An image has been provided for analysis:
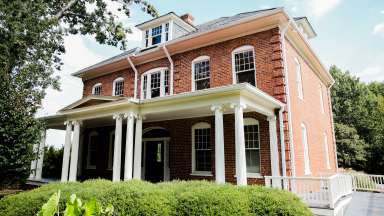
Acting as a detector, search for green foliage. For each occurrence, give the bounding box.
[0,0,157,187]
[330,65,384,173]
[0,180,312,216]
[37,191,60,216]
[43,146,64,180]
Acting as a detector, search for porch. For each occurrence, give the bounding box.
[29,84,285,185]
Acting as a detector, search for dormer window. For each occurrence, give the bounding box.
[151,25,163,45]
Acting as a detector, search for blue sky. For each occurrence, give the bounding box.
[40,0,384,147]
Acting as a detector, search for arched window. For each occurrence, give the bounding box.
[295,58,304,99]
[192,56,210,91]
[244,118,261,175]
[87,131,98,169]
[324,132,331,169]
[232,45,256,86]
[141,67,169,99]
[113,77,124,96]
[191,122,212,175]
[92,83,102,95]
[301,123,311,174]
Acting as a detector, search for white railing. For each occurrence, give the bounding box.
[265,174,353,209]
[350,174,384,192]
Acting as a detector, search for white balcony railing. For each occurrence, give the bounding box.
[350,174,384,192]
[265,174,353,209]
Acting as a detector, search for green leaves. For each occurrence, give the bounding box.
[37,191,60,216]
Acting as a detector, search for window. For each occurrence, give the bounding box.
[87,132,98,169]
[165,23,169,41]
[244,118,261,174]
[319,84,325,114]
[192,56,210,91]
[301,123,311,175]
[232,45,256,86]
[145,30,149,47]
[141,67,169,99]
[324,132,331,169]
[151,25,162,45]
[92,83,102,95]
[113,77,124,96]
[192,122,211,174]
[107,131,115,170]
[295,58,304,99]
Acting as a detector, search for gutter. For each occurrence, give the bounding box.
[280,19,297,177]
[126,55,138,99]
[162,45,174,95]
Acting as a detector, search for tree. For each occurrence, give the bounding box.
[43,146,64,180]
[0,0,158,187]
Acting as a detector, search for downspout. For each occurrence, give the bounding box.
[280,19,297,177]
[126,55,138,100]
[162,45,174,95]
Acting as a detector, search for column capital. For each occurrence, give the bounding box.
[136,114,145,120]
[210,104,224,112]
[64,120,72,126]
[72,120,82,126]
[124,112,137,119]
[267,115,277,122]
[230,102,247,110]
[113,113,124,120]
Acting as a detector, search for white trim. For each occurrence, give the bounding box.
[141,67,169,99]
[243,118,261,175]
[231,45,257,86]
[112,77,124,96]
[191,122,212,175]
[91,83,102,95]
[295,57,304,100]
[301,123,311,175]
[324,132,331,169]
[86,131,98,169]
[191,55,211,91]
[319,83,325,114]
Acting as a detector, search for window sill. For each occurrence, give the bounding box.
[234,173,263,179]
[190,171,213,177]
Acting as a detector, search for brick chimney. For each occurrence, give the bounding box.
[180,13,195,26]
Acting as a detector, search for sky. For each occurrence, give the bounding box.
[39,0,384,148]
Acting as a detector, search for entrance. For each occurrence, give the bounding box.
[145,140,164,182]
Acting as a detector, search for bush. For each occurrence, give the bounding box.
[0,180,312,216]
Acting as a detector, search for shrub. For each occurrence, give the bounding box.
[0,180,312,216]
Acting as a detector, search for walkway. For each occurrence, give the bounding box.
[345,192,384,216]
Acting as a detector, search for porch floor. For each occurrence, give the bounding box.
[345,192,384,216]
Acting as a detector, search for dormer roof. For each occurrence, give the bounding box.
[135,12,196,32]
[294,17,317,39]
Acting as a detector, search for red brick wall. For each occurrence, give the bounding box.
[80,112,270,185]
[285,39,337,176]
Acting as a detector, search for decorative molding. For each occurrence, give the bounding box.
[124,112,137,119]
[210,104,224,112]
[230,102,247,110]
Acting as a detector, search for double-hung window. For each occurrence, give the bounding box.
[301,123,311,175]
[192,122,211,174]
[113,77,124,96]
[295,58,304,99]
[92,83,102,95]
[87,131,98,169]
[232,45,256,86]
[141,68,169,99]
[151,25,162,45]
[244,118,261,175]
[192,56,210,91]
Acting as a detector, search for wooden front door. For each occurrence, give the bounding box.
[145,141,164,182]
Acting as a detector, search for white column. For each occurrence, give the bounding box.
[113,114,123,182]
[124,112,135,181]
[29,143,39,179]
[133,115,143,179]
[69,120,81,182]
[231,103,247,186]
[268,116,280,187]
[211,105,226,184]
[61,121,72,182]
[35,130,47,180]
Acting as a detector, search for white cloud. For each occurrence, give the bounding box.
[381,10,384,14]
[359,66,384,83]
[373,23,384,37]
[284,0,342,17]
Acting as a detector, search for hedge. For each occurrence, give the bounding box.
[0,180,312,216]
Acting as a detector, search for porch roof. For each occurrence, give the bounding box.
[41,84,285,128]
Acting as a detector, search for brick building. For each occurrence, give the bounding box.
[30,8,337,186]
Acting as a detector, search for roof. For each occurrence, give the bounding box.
[72,8,282,77]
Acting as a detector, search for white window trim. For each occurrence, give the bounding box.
[231,45,257,86]
[301,123,311,175]
[107,131,115,170]
[92,83,102,95]
[141,67,169,99]
[86,131,98,169]
[324,132,331,169]
[191,122,212,176]
[319,84,325,114]
[112,77,124,96]
[143,22,172,48]
[295,58,304,100]
[244,118,261,176]
[191,56,210,91]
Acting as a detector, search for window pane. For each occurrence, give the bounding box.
[115,80,124,96]
[234,49,256,86]
[244,122,260,173]
[196,79,210,90]
[151,25,162,45]
[194,127,211,172]
[150,72,161,98]
[196,150,211,171]
[246,149,260,173]
[194,60,210,90]
[237,71,255,86]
